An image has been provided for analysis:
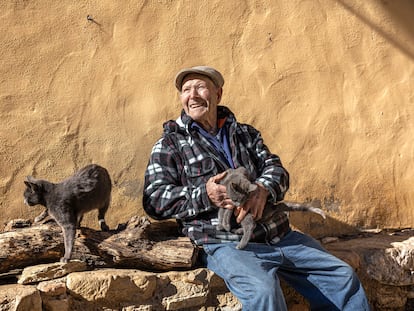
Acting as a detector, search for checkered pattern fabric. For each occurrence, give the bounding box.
[143,106,290,245]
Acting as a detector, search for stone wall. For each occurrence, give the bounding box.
[1,229,414,310]
[1,1,414,236]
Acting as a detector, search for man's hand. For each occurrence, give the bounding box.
[235,182,268,223]
[206,171,235,209]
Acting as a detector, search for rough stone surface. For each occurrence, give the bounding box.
[0,284,42,311]
[66,269,157,308]
[0,230,412,310]
[18,260,87,284]
[37,277,67,296]
[158,269,211,310]
[325,230,414,310]
[37,278,70,311]
[366,236,414,286]
[1,1,414,240]
[326,231,414,286]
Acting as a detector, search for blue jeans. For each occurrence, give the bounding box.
[201,230,370,311]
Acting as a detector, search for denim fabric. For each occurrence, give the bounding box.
[201,230,370,311]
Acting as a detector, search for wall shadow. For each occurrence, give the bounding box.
[336,0,414,61]
[289,212,362,239]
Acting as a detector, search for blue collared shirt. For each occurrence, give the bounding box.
[191,121,235,169]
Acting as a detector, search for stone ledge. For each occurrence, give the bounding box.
[0,229,413,310]
[324,229,414,310]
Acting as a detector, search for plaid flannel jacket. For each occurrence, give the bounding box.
[143,106,290,245]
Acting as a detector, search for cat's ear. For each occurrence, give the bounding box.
[231,182,244,194]
[248,183,258,193]
[236,167,249,176]
[24,181,35,192]
[26,176,37,183]
[24,177,41,191]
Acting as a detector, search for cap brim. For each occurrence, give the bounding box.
[175,67,224,91]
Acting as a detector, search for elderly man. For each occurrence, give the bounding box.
[143,66,370,310]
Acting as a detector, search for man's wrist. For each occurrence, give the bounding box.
[255,181,269,196]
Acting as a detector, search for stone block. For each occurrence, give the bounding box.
[18,260,87,284]
[66,269,157,309]
[0,284,42,311]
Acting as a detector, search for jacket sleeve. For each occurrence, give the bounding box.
[142,137,216,220]
[246,125,290,202]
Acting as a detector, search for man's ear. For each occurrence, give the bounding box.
[217,87,223,103]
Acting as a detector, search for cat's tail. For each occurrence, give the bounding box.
[275,202,326,219]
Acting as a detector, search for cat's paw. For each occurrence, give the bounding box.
[233,228,244,234]
[34,211,48,223]
[217,224,232,232]
[100,223,110,231]
[60,257,70,264]
[223,223,232,231]
[34,216,43,223]
[99,219,109,231]
[236,242,247,250]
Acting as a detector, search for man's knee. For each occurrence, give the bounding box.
[245,273,281,297]
[337,262,359,282]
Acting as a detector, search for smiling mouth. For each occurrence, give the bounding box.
[189,103,206,109]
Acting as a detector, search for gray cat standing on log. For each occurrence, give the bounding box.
[218,167,326,249]
[23,164,112,263]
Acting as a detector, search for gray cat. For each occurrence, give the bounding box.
[218,167,326,249]
[23,164,112,263]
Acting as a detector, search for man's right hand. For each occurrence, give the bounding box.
[206,171,235,209]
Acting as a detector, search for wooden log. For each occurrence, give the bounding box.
[0,223,63,273]
[0,216,198,274]
[78,216,198,271]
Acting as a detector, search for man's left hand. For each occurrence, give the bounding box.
[235,182,268,223]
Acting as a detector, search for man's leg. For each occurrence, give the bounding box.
[275,231,371,311]
[201,243,288,311]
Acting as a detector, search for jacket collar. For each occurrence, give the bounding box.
[163,105,236,136]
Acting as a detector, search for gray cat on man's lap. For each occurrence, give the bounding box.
[218,167,326,249]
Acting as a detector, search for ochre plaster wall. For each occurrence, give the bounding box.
[1,0,413,236]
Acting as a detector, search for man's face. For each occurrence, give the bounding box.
[179,74,222,126]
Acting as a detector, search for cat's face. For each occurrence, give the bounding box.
[23,179,44,206]
[227,178,257,206]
